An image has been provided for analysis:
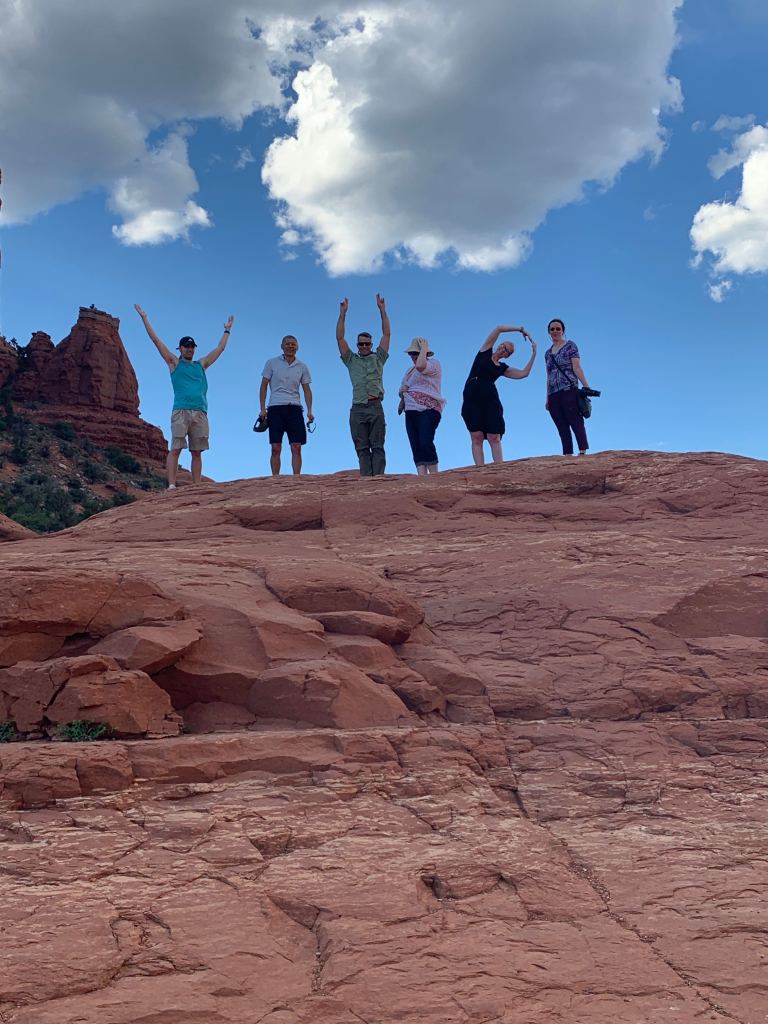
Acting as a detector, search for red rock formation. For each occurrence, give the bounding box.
[0,655,180,738]
[9,331,54,400]
[39,308,137,412]
[0,336,17,389]
[10,308,167,462]
[0,452,767,1023]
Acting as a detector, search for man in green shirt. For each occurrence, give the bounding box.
[336,294,391,476]
[134,304,234,489]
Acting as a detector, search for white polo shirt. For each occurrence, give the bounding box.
[261,355,312,407]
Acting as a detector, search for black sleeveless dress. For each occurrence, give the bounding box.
[460,349,509,437]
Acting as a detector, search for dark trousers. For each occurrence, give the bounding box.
[405,409,441,467]
[350,401,386,476]
[547,387,589,455]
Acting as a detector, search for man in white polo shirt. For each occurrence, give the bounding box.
[259,335,314,475]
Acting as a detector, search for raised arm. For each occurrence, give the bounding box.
[200,315,234,369]
[480,324,523,352]
[504,330,537,379]
[376,293,391,353]
[414,337,429,371]
[571,356,589,388]
[134,304,177,368]
[336,298,351,358]
[302,382,314,423]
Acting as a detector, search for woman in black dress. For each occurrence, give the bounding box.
[461,324,536,465]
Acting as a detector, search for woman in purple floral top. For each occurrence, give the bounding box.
[544,318,591,455]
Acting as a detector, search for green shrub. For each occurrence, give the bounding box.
[105,446,141,474]
[0,474,78,532]
[57,720,111,742]
[136,477,165,491]
[0,721,17,743]
[65,478,86,504]
[51,421,76,442]
[111,492,136,508]
[81,496,109,517]
[8,445,29,465]
[82,459,108,483]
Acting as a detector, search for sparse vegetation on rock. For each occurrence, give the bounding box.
[0,720,16,742]
[0,415,164,532]
[55,720,112,742]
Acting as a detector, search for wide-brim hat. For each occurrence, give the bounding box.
[405,336,434,355]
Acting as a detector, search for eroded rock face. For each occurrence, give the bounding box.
[0,655,180,737]
[40,308,138,413]
[0,572,192,738]
[0,556,445,735]
[10,308,167,461]
[10,331,55,400]
[0,514,33,543]
[0,451,767,1023]
[0,336,18,388]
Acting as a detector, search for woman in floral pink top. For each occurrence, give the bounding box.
[399,337,445,474]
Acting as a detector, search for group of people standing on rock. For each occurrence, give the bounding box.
[134,298,594,488]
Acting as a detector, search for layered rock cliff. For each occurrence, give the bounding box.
[2,307,167,462]
[0,451,766,1023]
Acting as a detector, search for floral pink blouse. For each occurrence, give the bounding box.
[400,357,445,413]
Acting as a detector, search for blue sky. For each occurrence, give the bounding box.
[1,0,767,480]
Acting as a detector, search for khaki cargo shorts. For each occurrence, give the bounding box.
[170,409,209,451]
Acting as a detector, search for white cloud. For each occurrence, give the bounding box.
[1,0,683,268]
[712,113,755,133]
[0,0,302,239]
[691,124,768,280]
[263,0,683,274]
[235,147,257,170]
[110,132,211,245]
[707,280,732,303]
[707,124,768,178]
[456,237,533,273]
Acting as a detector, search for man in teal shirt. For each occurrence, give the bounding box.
[337,294,391,476]
[134,305,234,488]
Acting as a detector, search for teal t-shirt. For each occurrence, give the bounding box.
[171,360,208,412]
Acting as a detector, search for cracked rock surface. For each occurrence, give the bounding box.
[1,451,767,1022]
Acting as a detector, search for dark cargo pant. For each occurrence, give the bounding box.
[350,401,386,476]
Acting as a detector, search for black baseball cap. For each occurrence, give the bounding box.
[178,336,197,348]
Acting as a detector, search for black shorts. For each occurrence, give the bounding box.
[267,404,307,445]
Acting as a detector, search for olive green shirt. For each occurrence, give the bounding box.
[341,346,389,405]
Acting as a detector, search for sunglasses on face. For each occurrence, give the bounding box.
[548,327,563,333]
[357,342,372,348]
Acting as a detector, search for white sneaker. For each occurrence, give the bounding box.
[167,484,177,490]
